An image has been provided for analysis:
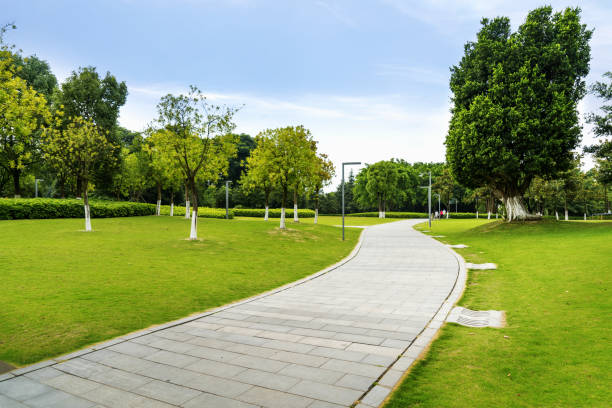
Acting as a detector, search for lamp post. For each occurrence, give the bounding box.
[342,162,361,241]
[225,181,231,219]
[35,179,43,198]
[420,172,432,228]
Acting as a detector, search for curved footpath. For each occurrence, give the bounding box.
[0,219,465,408]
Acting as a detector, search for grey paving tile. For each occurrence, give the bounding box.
[278,364,345,384]
[230,354,289,373]
[44,374,102,395]
[145,350,200,368]
[23,388,95,408]
[308,401,345,408]
[183,373,253,398]
[54,359,110,378]
[184,358,247,378]
[378,369,404,388]
[183,392,258,408]
[237,386,313,408]
[108,341,159,358]
[269,351,328,368]
[0,377,54,401]
[320,359,386,378]
[24,367,63,382]
[133,379,201,405]
[0,394,28,408]
[289,379,362,406]
[233,368,300,391]
[335,373,374,391]
[361,385,392,406]
[88,368,153,391]
[309,347,367,363]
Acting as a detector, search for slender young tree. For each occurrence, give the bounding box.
[152,86,238,240]
[258,126,314,229]
[446,7,592,221]
[309,153,335,224]
[241,135,277,220]
[46,116,113,231]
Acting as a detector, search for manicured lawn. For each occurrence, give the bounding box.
[385,219,612,407]
[0,216,360,366]
[236,215,401,226]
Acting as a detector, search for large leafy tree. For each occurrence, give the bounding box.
[0,49,50,197]
[354,160,400,218]
[12,54,57,101]
[446,6,592,221]
[153,86,238,240]
[57,66,127,192]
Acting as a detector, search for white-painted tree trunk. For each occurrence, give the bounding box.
[314,208,318,224]
[170,202,174,217]
[487,211,491,220]
[446,211,449,219]
[264,205,269,221]
[84,204,92,232]
[476,211,479,219]
[504,196,529,221]
[280,207,286,229]
[382,210,386,219]
[189,210,197,240]
[185,201,190,219]
[156,200,161,216]
[294,203,299,222]
[496,212,498,219]
[565,209,569,221]
[584,213,587,221]
[555,211,559,221]
[378,210,383,218]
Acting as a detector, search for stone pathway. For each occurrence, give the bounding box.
[0,220,463,408]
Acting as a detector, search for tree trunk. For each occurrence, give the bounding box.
[12,168,20,198]
[76,176,82,199]
[564,197,569,221]
[293,189,299,223]
[314,195,319,225]
[156,182,162,216]
[188,176,198,240]
[280,186,287,229]
[264,190,270,221]
[378,194,383,218]
[170,191,174,217]
[83,182,92,232]
[504,195,539,221]
[184,182,190,220]
[487,211,491,220]
[555,210,559,220]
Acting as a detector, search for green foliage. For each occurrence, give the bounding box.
[446,7,592,205]
[159,205,233,219]
[0,198,155,219]
[12,54,57,101]
[233,208,315,218]
[350,211,478,219]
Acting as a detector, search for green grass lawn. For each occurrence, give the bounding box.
[0,216,360,366]
[236,215,401,226]
[385,219,612,408]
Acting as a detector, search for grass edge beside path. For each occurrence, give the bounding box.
[0,216,362,366]
[383,219,612,408]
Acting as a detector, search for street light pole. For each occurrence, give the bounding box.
[225,181,231,219]
[428,172,431,228]
[342,162,361,241]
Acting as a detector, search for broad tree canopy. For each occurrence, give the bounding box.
[445,6,592,220]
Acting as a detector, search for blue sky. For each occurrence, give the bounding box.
[4,0,612,187]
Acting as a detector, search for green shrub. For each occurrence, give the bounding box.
[349,211,480,219]
[0,198,155,220]
[233,208,315,218]
[159,205,233,219]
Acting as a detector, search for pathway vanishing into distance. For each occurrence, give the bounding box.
[0,220,464,408]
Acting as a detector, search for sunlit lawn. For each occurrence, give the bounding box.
[385,219,612,407]
[236,215,402,226]
[0,216,360,366]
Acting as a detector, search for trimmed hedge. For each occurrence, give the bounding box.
[349,211,482,219]
[233,208,315,218]
[0,198,155,220]
[160,205,234,219]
